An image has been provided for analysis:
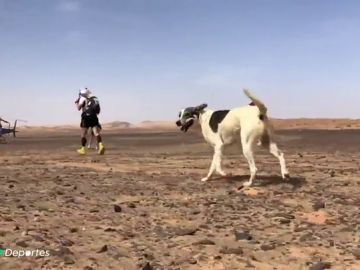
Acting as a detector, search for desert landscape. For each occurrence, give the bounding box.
[1,120,360,270]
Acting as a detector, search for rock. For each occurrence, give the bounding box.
[128,202,136,209]
[278,218,292,224]
[97,245,108,253]
[3,216,13,222]
[143,253,155,260]
[235,231,252,241]
[16,240,29,248]
[17,205,26,210]
[14,225,20,231]
[189,258,197,264]
[104,228,117,232]
[220,247,243,255]
[60,238,74,247]
[193,239,216,246]
[64,255,75,265]
[106,245,130,259]
[313,201,326,211]
[309,262,331,270]
[69,228,78,233]
[273,213,295,220]
[330,171,336,177]
[190,209,201,215]
[352,249,360,260]
[299,233,317,242]
[172,227,198,237]
[53,247,74,256]
[293,225,309,233]
[166,243,178,249]
[32,234,45,242]
[56,190,65,195]
[114,205,122,213]
[142,262,154,270]
[260,243,276,251]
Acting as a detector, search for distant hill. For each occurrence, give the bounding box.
[133,121,176,130]
[102,121,132,129]
[271,118,360,130]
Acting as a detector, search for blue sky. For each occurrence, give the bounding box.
[1,0,360,125]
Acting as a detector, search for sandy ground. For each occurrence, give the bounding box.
[1,127,360,270]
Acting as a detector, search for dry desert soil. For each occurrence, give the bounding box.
[1,127,360,270]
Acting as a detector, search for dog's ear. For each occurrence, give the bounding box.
[195,103,207,112]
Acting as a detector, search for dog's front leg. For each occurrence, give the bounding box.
[202,144,223,182]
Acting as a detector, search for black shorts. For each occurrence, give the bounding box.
[80,114,101,129]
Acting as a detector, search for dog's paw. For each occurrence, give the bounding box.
[282,173,290,180]
[201,177,209,182]
[218,171,227,177]
[242,181,252,187]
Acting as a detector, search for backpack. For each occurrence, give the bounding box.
[84,96,101,115]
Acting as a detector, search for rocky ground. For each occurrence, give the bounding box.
[1,129,360,270]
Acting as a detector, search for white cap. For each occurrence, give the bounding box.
[79,87,92,97]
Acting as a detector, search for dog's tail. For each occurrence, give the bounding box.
[244,89,273,147]
[243,89,268,119]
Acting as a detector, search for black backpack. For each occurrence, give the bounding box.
[84,96,101,115]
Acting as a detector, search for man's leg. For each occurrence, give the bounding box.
[77,127,88,155]
[92,126,105,155]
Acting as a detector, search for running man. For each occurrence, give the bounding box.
[75,88,105,155]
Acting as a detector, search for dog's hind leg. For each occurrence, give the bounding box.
[269,141,290,179]
[202,143,223,182]
[240,132,258,188]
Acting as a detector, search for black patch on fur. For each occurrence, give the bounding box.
[193,111,200,118]
[249,102,264,121]
[209,110,230,133]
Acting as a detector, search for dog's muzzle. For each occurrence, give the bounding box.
[176,118,194,133]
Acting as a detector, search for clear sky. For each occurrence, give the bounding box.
[1,0,360,125]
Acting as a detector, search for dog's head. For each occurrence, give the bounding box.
[176,103,208,132]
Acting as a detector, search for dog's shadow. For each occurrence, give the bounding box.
[210,174,306,190]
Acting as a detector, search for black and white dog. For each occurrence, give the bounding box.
[176,89,289,188]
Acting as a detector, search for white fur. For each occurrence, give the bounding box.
[194,89,289,187]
